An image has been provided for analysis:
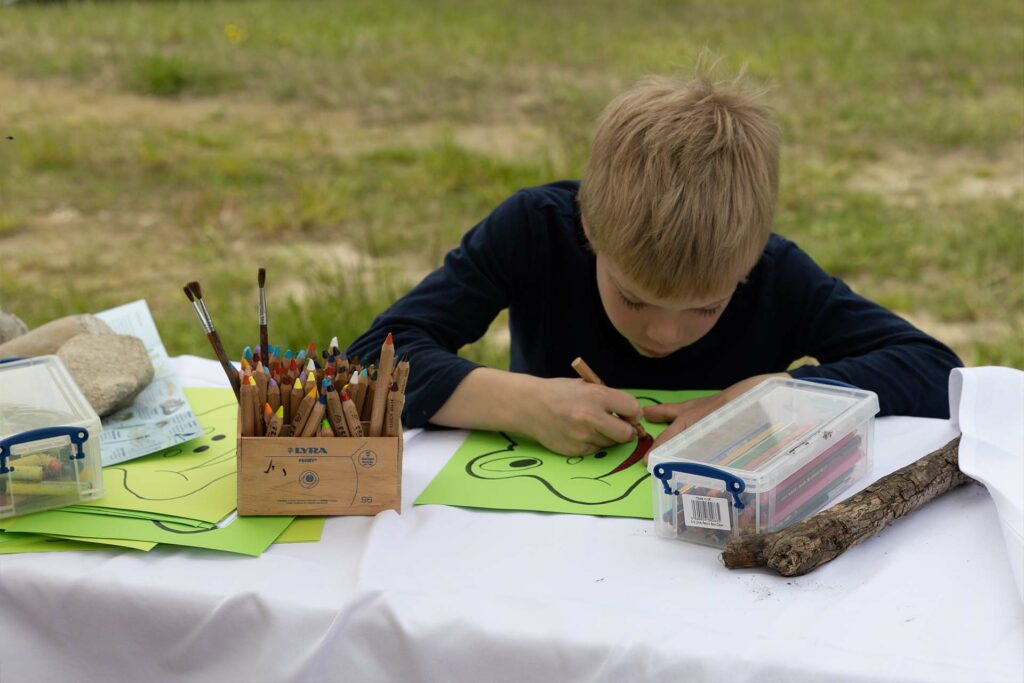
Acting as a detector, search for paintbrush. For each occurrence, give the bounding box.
[184,280,241,400]
[258,267,269,367]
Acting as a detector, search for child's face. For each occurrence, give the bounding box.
[595,252,735,358]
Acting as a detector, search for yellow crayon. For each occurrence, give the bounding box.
[266,405,284,437]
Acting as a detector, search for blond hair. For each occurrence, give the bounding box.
[578,71,779,299]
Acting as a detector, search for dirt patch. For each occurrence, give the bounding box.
[901,312,1016,352]
[0,72,557,162]
[845,144,1023,206]
[0,71,357,136]
[329,120,554,161]
[454,123,552,161]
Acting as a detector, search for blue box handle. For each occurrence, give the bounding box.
[652,462,747,509]
[0,426,90,474]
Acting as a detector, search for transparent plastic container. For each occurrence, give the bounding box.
[648,378,879,548]
[0,356,105,519]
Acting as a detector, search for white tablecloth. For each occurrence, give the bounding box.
[0,356,1020,683]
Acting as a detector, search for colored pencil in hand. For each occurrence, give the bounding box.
[571,356,649,440]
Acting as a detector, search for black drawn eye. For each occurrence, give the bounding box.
[479,456,542,472]
[510,458,539,468]
[212,434,226,441]
[193,445,209,453]
[594,451,608,459]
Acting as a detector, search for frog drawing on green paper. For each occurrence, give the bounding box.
[465,396,661,505]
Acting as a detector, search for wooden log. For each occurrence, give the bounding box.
[721,437,971,576]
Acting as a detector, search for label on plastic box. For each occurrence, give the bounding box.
[681,494,731,531]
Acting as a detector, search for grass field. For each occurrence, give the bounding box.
[1,0,1021,369]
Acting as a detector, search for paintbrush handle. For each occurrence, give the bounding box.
[260,324,269,367]
[207,331,241,400]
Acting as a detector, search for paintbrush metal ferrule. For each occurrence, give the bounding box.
[191,301,214,333]
[196,299,216,331]
[258,289,267,325]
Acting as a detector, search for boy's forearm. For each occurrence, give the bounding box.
[430,367,541,434]
[789,343,962,418]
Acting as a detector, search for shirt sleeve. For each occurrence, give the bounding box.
[346,192,535,428]
[777,241,964,418]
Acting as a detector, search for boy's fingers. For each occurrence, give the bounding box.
[594,412,637,444]
[650,416,690,450]
[563,442,601,457]
[643,403,688,423]
[602,388,643,421]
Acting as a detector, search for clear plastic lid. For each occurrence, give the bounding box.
[0,356,99,439]
[648,378,879,490]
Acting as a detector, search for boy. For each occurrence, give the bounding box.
[347,74,962,456]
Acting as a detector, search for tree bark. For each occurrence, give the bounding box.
[721,437,971,576]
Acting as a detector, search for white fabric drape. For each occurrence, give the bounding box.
[0,357,1019,682]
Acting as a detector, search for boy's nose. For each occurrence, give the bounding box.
[645,318,684,351]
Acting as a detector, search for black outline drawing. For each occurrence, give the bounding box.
[107,398,237,503]
[464,395,662,506]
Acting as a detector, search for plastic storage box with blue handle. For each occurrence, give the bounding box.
[647,377,879,548]
[0,356,105,519]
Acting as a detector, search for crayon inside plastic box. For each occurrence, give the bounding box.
[647,377,879,548]
[0,356,105,520]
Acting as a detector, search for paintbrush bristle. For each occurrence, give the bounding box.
[258,267,266,287]
[191,281,203,299]
[183,285,195,302]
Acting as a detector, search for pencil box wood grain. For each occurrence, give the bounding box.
[236,408,401,516]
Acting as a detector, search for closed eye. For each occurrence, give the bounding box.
[618,290,647,311]
[695,306,722,318]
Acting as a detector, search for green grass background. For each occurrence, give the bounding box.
[0,0,1021,369]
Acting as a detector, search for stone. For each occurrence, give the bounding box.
[0,314,113,358]
[0,311,28,345]
[57,334,154,417]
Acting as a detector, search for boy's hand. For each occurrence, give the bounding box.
[431,368,641,456]
[533,378,643,456]
[644,374,787,455]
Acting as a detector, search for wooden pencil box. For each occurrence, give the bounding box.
[236,410,402,516]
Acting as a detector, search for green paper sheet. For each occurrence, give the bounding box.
[1,517,318,554]
[0,537,111,554]
[81,388,239,524]
[0,530,150,552]
[7,510,292,557]
[65,505,215,528]
[416,389,715,518]
[275,517,325,543]
[47,535,157,551]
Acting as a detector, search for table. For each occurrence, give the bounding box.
[1,357,1021,682]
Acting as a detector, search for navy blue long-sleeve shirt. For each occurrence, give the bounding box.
[348,181,962,427]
